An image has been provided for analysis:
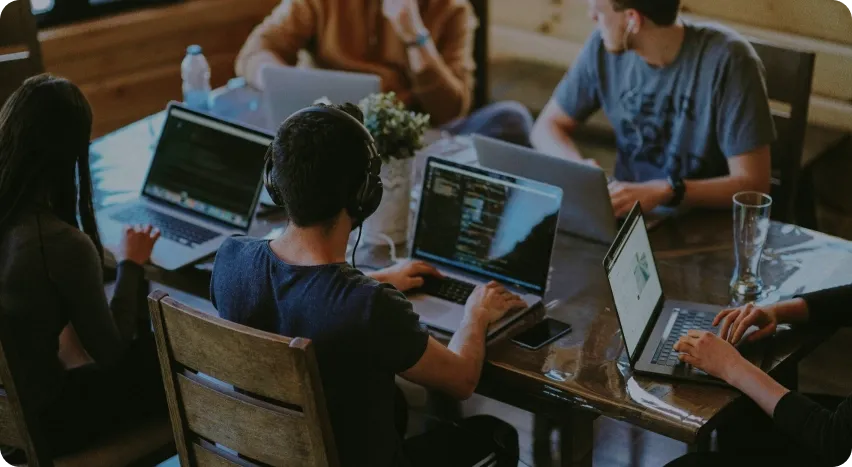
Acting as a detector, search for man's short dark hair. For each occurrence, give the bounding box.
[271,103,371,229]
[611,0,681,26]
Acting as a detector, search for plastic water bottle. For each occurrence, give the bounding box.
[181,45,211,111]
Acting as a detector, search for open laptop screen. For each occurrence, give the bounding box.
[412,158,562,295]
[142,107,272,229]
[604,207,664,360]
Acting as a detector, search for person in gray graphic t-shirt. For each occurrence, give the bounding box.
[531,0,775,218]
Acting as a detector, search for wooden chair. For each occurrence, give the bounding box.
[470,0,489,111]
[0,313,175,467]
[750,40,816,227]
[148,290,339,467]
[0,0,44,106]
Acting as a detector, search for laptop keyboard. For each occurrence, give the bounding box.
[110,205,219,247]
[652,309,718,367]
[419,276,477,305]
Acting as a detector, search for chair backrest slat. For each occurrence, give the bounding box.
[0,314,52,467]
[149,291,339,467]
[0,394,24,447]
[750,40,816,225]
[177,372,313,466]
[190,441,250,467]
[158,297,305,405]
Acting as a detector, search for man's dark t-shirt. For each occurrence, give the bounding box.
[211,237,430,467]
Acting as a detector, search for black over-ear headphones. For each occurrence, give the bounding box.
[263,105,383,228]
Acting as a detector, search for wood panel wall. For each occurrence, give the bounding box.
[489,0,852,132]
[38,0,278,137]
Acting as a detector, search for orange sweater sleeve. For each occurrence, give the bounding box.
[235,0,319,89]
[410,1,476,125]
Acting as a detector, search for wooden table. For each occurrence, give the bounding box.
[91,111,852,466]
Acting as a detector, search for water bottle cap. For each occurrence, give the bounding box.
[186,45,203,55]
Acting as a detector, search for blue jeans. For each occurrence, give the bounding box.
[441,101,533,147]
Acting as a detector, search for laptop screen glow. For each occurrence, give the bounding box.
[412,159,562,295]
[142,108,272,229]
[605,213,663,360]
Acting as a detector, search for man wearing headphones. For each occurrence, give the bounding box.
[210,103,521,466]
[530,0,775,218]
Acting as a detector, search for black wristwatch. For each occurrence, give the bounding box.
[666,174,686,207]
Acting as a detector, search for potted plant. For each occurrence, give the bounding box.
[358,92,430,245]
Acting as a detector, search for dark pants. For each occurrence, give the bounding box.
[442,101,534,148]
[395,386,519,467]
[38,337,167,457]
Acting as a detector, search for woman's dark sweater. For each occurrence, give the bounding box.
[0,208,144,412]
[774,285,852,466]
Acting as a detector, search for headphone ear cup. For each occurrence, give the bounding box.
[263,157,285,207]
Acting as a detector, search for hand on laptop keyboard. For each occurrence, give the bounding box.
[464,281,527,326]
[715,303,780,345]
[672,330,746,381]
[116,224,161,266]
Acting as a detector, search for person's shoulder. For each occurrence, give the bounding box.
[216,236,267,259]
[689,21,760,63]
[37,215,100,263]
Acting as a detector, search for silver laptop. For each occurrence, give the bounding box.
[97,103,273,271]
[603,202,763,385]
[260,65,381,131]
[407,157,563,338]
[473,135,616,245]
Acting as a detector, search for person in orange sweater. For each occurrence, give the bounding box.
[236,0,533,146]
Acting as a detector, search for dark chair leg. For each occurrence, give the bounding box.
[796,167,818,230]
[533,416,553,466]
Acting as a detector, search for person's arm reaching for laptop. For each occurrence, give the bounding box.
[235,0,318,90]
[609,146,771,218]
[531,34,602,165]
[382,0,475,126]
[401,282,526,399]
[530,100,588,164]
[674,285,852,466]
[368,281,524,400]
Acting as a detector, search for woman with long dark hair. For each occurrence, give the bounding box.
[0,74,166,459]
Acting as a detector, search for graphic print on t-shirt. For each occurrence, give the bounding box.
[616,90,700,182]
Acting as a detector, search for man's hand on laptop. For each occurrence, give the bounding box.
[464,282,527,326]
[609,180,673,218]
[370,260,442,292]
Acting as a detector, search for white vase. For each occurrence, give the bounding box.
[361,155,414,246]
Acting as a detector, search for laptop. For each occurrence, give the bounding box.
[473,134,616,244]
[406,157,563,338]
[261,65,381,131]
[97,103,273,271]
[603,202,763,384]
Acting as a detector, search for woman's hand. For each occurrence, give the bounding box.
[116,225,161,266]
[715,303,779,345]
[673,330,749,382]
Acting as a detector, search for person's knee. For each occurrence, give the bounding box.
[463,415,519,449]
[482,100,534,128]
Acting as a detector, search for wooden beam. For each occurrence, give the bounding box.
[681,0,852,46]
[491,0,852,101]
[38,0,276,59]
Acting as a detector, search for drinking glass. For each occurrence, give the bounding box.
[730,192,772,301]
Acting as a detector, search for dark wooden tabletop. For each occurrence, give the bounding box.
[91,108,852,446]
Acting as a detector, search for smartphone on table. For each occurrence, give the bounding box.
[511,318,572,350]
